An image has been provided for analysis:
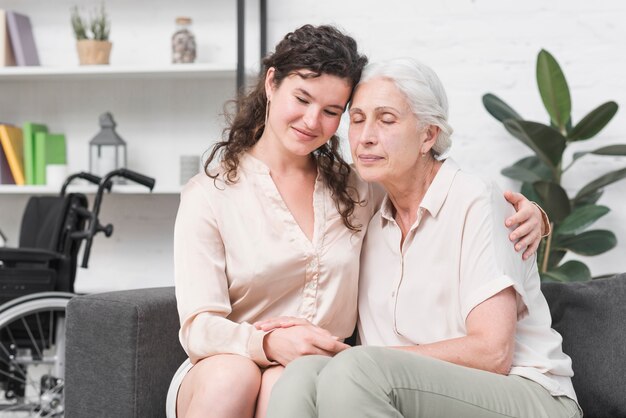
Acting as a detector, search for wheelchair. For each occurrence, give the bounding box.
[0,169,155,416]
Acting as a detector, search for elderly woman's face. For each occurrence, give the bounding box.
[348,77,429,184]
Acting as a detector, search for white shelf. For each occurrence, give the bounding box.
[0,184,181,195]
[0,63,236,81]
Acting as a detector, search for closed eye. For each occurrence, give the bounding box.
[296,96,309,104]
[381,113,397,124]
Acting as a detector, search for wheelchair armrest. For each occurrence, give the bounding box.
[0,247,64,263]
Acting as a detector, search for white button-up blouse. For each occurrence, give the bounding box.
[358,158,577,402]
[174,153,379,366]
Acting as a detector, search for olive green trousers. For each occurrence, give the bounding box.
[266,346,581,418]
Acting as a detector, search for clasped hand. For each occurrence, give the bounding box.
[255,317,350,366]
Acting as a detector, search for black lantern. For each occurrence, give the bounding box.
[89,112,127,178]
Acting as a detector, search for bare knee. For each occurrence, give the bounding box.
[178,354,262,418]
[255,366,285,418]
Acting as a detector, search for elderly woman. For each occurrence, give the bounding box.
[262,58,582,418]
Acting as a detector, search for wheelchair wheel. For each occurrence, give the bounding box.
[0,292,74,417]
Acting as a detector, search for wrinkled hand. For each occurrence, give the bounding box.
[262,323,349,366]
[503,190,543,260]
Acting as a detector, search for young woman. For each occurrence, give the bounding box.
[167,26,546,418]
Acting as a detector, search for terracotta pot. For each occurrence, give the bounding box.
[76,40,112,65]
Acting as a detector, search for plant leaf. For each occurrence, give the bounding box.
[501,156,553,183]
[540,272,558,282]
[542,260,591,282]
[573,190,603,209]
[501,166,541,183]
[574,167,626,203]
[573,144,626,161]
[482,93,522,123]
[533,181,571,223]
[555,205,609,236]
[546,250,567,270]
[536,49,571,131]
[503,120,566,170]
[521,182,542,204]
[565,117,573,136]
[592,273,618,280]
[568,102,618,141]
[554,230,617,255]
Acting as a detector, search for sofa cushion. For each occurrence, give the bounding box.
[65,286,186,418]
[541,273,626,418]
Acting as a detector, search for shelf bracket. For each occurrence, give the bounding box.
[236,0,245,95]
[236,0,267,96]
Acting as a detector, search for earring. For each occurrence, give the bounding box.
[265,99,271,124]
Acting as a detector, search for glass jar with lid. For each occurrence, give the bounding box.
[172,17,196,63]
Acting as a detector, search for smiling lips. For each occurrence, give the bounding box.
[292,126,317,141]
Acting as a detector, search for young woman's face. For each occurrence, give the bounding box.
[265,68,352,157]
[348,77,431,184]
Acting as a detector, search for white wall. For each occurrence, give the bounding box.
[1,0,624,293]
[262,0,626,277]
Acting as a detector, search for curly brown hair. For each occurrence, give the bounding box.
[204,24,369,231]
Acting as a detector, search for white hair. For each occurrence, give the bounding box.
[358,58,453,158]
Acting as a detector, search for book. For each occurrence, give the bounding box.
[34,132,66,185]
[0,140,15,184]
[0,124,25,185]
[22,122,48,185]
[6,11,39,66]
[0,10,16,66]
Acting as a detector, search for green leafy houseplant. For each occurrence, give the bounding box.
[483,49,626,282]
[71,5,110,41]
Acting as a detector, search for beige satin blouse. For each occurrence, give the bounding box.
[174,153,379,366]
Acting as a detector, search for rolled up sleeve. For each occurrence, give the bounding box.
[459,185,530,322]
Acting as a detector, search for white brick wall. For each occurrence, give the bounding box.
[264,0,626,277]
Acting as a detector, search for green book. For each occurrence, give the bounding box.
[22,122,48,185]
[34,132,66,185]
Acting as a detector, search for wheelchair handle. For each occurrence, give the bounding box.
[116,168,156,191]
[61,172,113,196]
[80,168,155,268]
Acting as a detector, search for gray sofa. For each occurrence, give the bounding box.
[65,274,626,418]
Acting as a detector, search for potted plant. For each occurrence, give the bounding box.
[71,4,111,65]
[483,50,626,282]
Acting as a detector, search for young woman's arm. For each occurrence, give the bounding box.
[503,190,548,260]
[174,179,273,365]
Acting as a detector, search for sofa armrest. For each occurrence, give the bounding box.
[541,273,626,418]
[65,286,187,418]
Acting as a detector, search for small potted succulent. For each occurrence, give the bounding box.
[71,4,112,65]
